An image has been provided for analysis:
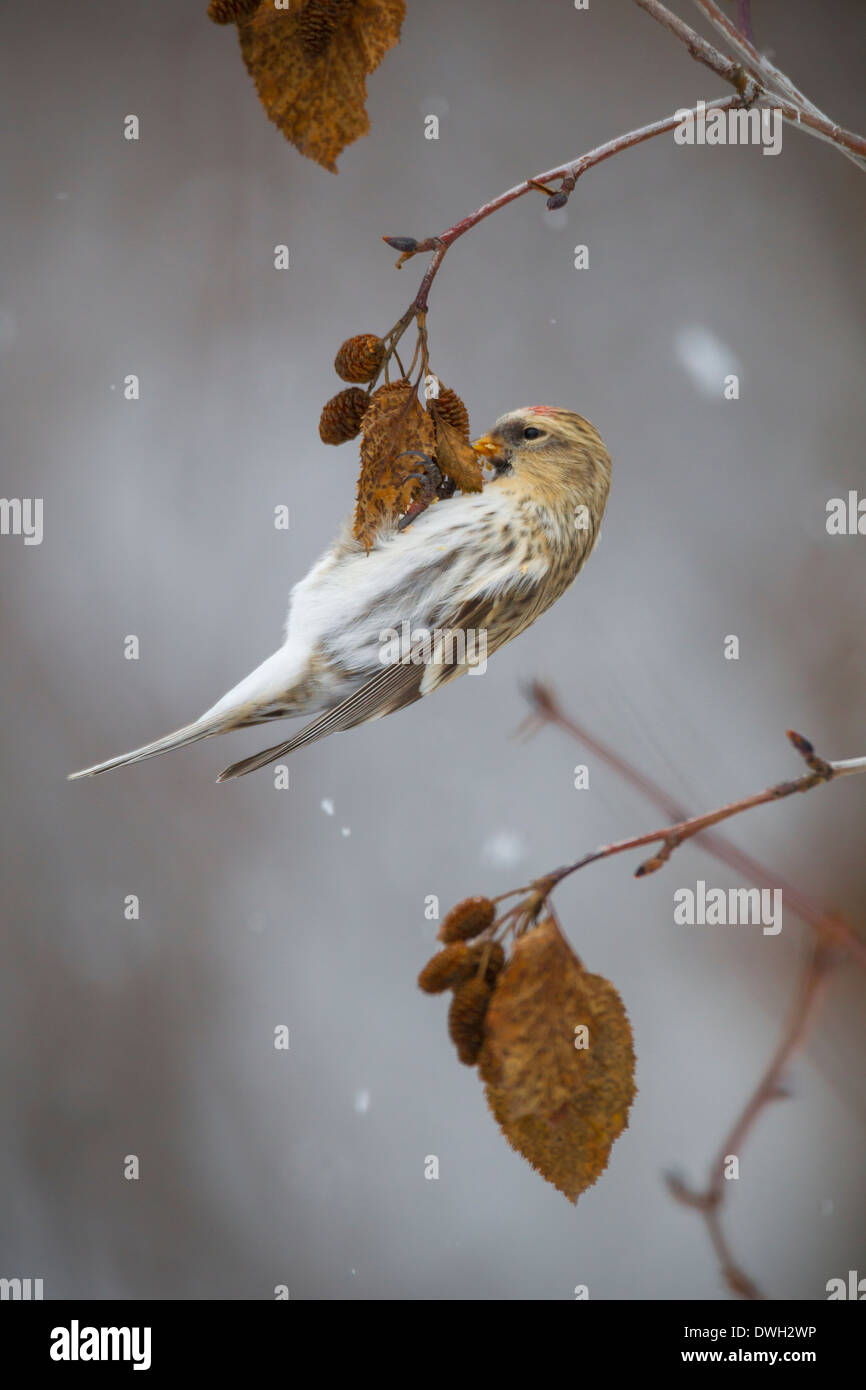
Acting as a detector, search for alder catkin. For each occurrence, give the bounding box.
[438,896,497,943]
[334,333,386,383]
[418,943,473,995]
[319,387,370,444]
[448,977,494,1065]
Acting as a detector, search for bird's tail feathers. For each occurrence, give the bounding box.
[67,714,226,780]
[216,736,298,782]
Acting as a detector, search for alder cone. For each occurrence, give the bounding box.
[479,917,636,1203]
[335,333,386,383]
[448,977,494,1066]
[418,943,472,995]
[207,0,259,23]
[237,0,406,172]
[354,383,435,549]
[430,386,470,439]
[319,387,369,444]
[438,896,496,943]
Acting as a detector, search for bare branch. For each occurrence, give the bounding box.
[632,0,750,87]
[826,753,866,778]
[734,1,753,46]
[519,685,865,1297]
[391,94,748,316]
[668,943,833,1299]
[692,0,824,118]
[634,0,866,168]
[524,684,866,970]
[541,729,866,913]
[383,1,866,338]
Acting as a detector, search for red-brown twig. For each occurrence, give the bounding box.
[524,683,866,968]
[734,0,753,46]
[692,0,831,120]
[638,0,866,167]
[668,943,834,1300]
[383,0,866,326]
[632,0,754,88]
[534,728,865,918]
[521,683,866,1297]
[392,95,751,313]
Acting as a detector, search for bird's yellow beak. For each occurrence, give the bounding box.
[470,434,501,459]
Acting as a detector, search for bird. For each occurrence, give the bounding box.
[68,406,611,783]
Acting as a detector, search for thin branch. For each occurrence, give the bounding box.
[518,685,866,1297]
[383,0,866,339]
[523,680,688,823]
[692,0,825,119]
[734,1,753,46]
[832,755,866,777]
[524,683,866,966]
[632,0,751,87]
[532,728,866,970]
[635,0,866,167]
[667,943,833,1300]
[398,94,748,312]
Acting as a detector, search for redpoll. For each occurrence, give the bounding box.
[69,406,611,782]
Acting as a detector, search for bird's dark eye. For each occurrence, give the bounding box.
[523,426,542,440]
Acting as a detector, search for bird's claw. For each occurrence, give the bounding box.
[398,451,443,490]
[396,452,448,530]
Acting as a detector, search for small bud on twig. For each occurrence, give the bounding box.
[787,729,834,780]
[382,236,418,253]
[382,235,442,269]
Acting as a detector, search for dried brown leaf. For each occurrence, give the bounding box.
[432,412,484,493]
[479,917,636,1202]
[353,383,435,549]
[237,0,406,173]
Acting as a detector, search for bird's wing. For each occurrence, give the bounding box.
[215,591,509,782]
[215,656,427,781]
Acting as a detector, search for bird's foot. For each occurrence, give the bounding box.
[396,451,451,530]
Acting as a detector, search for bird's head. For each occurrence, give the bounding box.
[471,406,611,509]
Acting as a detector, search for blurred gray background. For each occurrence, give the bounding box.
[1,0,864,1300]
